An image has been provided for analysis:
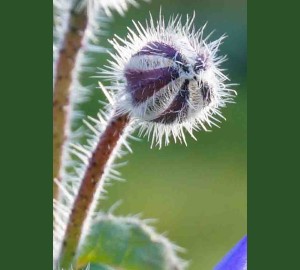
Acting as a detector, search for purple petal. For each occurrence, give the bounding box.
[135,41,190,73]
[201,81,211,103]
[214,236,247,270]
[125,67,179,103]
[135,41,184,63]
[152,80,190,124]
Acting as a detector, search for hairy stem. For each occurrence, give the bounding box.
[59,113,130,269]
[53,7,88,199]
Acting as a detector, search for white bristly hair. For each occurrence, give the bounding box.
[96,0,150,17]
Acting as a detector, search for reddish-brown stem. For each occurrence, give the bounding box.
[59,113,130,269]
[53,9,88,199]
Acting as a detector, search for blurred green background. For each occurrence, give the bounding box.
[77,0,246,269]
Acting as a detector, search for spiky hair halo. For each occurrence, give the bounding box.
[101,13,236,147]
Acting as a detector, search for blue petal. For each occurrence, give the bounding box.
[214,235,247,270]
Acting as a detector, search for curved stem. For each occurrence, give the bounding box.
[53,8,88,199]
[59,113,130,269]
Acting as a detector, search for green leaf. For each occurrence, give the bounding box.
[76,214,186,270]
[79,263,116,270]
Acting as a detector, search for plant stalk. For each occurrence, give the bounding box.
[58,113,130,269]
[53,8,88,199]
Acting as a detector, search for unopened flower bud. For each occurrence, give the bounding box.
[102,14,236,146]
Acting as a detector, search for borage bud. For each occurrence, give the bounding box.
[102,13,236,146]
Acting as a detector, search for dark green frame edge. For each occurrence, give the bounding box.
[1,0,300,269]
[249,0,299,269]
[1,1,52,269]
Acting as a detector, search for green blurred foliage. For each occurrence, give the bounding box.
[76,0,246,269]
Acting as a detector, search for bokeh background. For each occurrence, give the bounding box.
[77,0,247,269]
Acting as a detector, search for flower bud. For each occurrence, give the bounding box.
[102,14,236,146]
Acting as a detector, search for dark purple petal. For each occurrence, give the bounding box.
[214,236,247,270]
[201,81,211,103]
[135,41,183,62]
[125,67,179,103]
[152,80,190,124]
[135,41,190,73]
